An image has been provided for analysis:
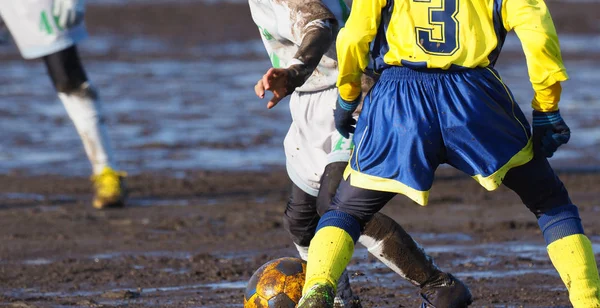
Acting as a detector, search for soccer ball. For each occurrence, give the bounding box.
[244,257,306,307]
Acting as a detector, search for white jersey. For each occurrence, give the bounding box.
[248,0,350,92]
[0,0,87,59]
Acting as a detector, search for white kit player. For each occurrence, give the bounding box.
[249,0,471,307]
[0,0,126,209]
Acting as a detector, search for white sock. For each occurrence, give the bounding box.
[294,243,309,261]
[58,83,115,175]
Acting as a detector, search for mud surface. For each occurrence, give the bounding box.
[1,169,600,307]
[1,1,600,307]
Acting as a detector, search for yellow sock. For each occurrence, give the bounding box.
[547,234,600,307]
[302,226,355,294]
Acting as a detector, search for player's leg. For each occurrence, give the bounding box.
[317,162,472,307]
[503,155,600,307]
[299,67,465,307]
[284,88,365,307]
[43,46,126,209]
[0,1,125,209]
[282,182,360,308]
[282,183,319,256]
[440,67,599,307]
[299,179,395,307]
[43,46,115,175]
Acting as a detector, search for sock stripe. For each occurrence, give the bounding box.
[538,204,584,245]
[317,211,361,243]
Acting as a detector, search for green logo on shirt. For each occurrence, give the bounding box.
[333,135,354,152]
[258,26,274,40]
[39,11,63,35]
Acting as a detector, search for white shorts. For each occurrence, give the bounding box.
[285,87,354,196]
[0,0,87,59]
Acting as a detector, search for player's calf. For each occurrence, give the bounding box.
[504,157,600,307]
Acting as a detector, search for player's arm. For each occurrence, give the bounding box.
[336,0,386,102]
[503,0,568,112]
[255,1,336,108]
[503,0,570,157]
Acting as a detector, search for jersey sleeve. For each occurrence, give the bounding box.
[336,0,386,101]
[503,0,568,112]
[283,0,337,45]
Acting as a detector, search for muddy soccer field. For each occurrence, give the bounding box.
[0,1,599,307]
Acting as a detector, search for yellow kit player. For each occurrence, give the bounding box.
[297,0,600,306]
[249,0,471,306]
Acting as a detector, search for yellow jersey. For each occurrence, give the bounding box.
[336,0,568,111]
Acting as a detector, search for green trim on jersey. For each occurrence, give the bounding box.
[338,0,350,22]
[269,53,281,68]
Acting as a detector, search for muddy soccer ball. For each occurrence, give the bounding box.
[244,257,306,307]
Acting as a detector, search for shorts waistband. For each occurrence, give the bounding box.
[379,66,490,81]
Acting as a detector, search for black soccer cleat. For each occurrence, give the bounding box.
[419,272,472,308]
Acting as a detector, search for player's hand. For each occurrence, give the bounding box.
[254,68,290,109]
[532,110,570,158]
[53,0,85,29]
[335,95,359,139]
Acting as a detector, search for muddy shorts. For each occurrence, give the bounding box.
[285,87,354,196]
[0,0,87,59]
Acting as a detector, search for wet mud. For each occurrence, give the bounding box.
[1,169,599,307]
[1,1,599,307]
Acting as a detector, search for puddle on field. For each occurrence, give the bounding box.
[21,258,54,265]
[90,250,195,261]
[3,280,247,300]
[9,250,198,266]
[413,232,473,242]
[1,34,600,176]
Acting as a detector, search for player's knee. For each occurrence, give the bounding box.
[329,179,387,228]
[282,186,318,246]
[57,81,98,99]
[282,211,314,247]
[420,272,472,308]
[504,155,571,217]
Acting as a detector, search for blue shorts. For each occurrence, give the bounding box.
[344,66,533,205]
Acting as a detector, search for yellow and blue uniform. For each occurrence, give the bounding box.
[336,0,568,204]
[337,0,567,111]
[300,0,600,306]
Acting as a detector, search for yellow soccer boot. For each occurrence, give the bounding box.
[91,167,127,209]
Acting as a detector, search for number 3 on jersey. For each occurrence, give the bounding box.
[413,0,459,56]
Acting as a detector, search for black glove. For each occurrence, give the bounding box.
[335,95,359,139]
[532,110,570,158]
